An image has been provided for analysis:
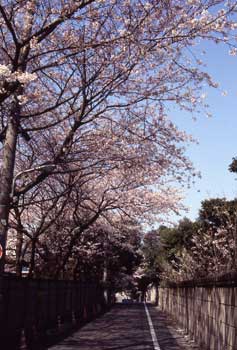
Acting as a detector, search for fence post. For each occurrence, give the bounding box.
[0,277,114,346]
[57,315,62,331]
[19,329,28,350]
[72,311,76,325]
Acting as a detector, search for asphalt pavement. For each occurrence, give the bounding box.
[48,303,200,350]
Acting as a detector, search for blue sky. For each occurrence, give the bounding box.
[171,41,237,223]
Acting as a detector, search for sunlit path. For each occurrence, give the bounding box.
[49,304,200,350]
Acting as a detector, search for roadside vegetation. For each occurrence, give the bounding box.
[142,195,237,284]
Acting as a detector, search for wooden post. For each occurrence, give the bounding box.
[72,311,76,325]
[20,329,28,350]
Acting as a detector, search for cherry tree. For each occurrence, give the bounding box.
[155,199,237,282]
[162,225,235,282]
[1,0,237,275]
[6,100,194,275]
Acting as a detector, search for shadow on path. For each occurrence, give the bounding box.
[49,304,152,350]
[48,303,199,350]
[148,306,200,350]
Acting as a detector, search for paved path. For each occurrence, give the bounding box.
[49,303,200,350]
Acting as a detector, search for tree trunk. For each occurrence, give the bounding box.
[0,111,19,275]
[154,284,159,306]
[14,207,25,277]
[0,4,35,275]
[28,238,36,278]
[103,248,109,305]
[0,111,18,327]
[15,229,23,277]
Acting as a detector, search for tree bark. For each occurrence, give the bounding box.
[103,261,108,304]
[15,229,23,277]
[0,107,19,275]
[28,238,36,278]
[0,4,33,275]
[14,207,25,277]
[0,108,18,327]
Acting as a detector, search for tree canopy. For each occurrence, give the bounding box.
[1,0,237,282]
[140,197,237,285]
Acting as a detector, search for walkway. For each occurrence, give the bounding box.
[49,303,200,350]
